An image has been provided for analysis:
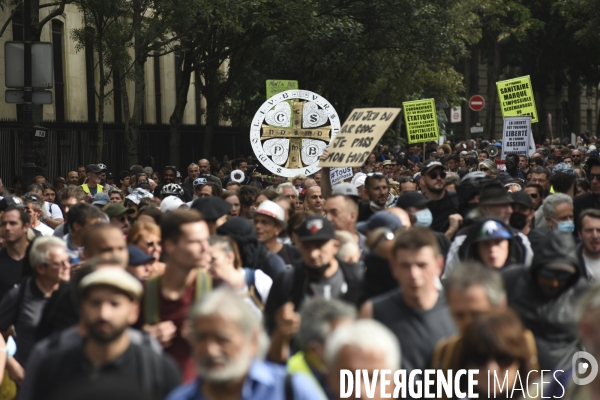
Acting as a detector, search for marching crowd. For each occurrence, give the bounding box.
[0,135,599,399]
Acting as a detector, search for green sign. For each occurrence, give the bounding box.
[266,80,299,99]
[403,99,439,144]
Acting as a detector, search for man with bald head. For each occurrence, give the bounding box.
[197,158,222,189]
[82,223,129,266]
[66,171,79,185]
[324,185,365,254]
[304,186,324,216]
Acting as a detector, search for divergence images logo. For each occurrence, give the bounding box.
[250,90,341,178]
[572,351,599,385]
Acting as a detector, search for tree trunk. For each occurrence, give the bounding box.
[169,51,193,167]
[202,69,219,158]
[97,41,105,162]
[485,40,501,141]
[126,3,146,167]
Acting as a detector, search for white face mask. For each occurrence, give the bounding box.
[414,208,433,227]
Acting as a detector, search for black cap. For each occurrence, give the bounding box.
[422,160,444,174]
[585,155,600,170]
[466,157,478,166]
[190,197,231,221]
[86,164,102,173]
[0,196,23,212]
[511,191,533,209]
[396,192,430,210]
[478,186,513,206]
[295,216,335,242]
[137,183,152,192]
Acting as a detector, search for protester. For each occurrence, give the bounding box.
[126,244,155,281]
[419,160,461,234]
[21,193,54,237]
[357,174,390,222]
[543,193,574,233]
[577,209,600,279]
[0,207,32,298]
[252,200,300,268]
[190,196,231,235]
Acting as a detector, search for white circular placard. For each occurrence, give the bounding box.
[250,90,340,178]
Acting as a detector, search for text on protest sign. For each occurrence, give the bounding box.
[496,76,538,123]
[266,80,299,99]
[320,108,401,168]
[403,99,439,144]
[330,167,353,185]
[501,116,532,160]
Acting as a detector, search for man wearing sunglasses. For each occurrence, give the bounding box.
[104,203,135,235]
[503,231,589,370]
[419,160,460,235]
[575,155,600,233]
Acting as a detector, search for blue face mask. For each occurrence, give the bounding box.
[414,208,433,227]
[556,220,575,233]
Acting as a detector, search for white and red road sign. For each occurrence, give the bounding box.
[469,95,485,112]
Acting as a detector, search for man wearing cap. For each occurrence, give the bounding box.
[509,190,544,247]
[382,160,392,177]
[190,196,231,235]
[503,232,590,370]
[187,177,207,204]
[28,267,181,399]
[265,216,364,337]
[546,154,559,169]
[304,186,325,216]
[419,159,461,235]
[104,203,134,235]
[80,164,103,197]
[127,244,155,281]
[252,200,300,268]
[323,184,365,257]
[91,192,110,209]
[574,155,600,232]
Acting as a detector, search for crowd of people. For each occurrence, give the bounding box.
[0,134,599,399]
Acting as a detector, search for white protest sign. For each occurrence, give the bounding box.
[330,167,353,185]
[320,108,401,168]
[501,116,532,160]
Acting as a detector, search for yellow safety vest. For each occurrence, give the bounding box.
[287,352,328,400]
[80,183,103,195]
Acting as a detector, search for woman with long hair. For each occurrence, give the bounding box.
[127,221,166,277]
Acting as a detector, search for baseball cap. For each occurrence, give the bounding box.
[92,192,110,206]
[86,164,102,174]
[104,203,134,218]
[422,160,444,174]
[79,267,143,301]
[193,177,208,189]
[127,245,155,266]
[474,220,513,242]
[494,142,502,148]
[382,160,392,166]
[251,200,286,228]
[366,212,403,232]
[478,186,513,206]
[295,216,335,242]
[511,191,533,209]
[191,197,232,221]
[396,192,430,210]
[332,183,359,199]
[351,173,366,187]
[588,151,600,159]
[160,196,187,213]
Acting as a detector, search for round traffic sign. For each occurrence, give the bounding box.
[469,95,485,112]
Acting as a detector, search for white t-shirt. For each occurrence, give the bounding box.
[33,222,54,237]
[44,202,63,220]
[583,253,600,279]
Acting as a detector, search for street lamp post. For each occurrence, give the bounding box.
[21,0,36,188]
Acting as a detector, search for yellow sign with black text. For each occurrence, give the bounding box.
[496,75,538,123]
[403,99,439,144]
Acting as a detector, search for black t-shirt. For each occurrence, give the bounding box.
[358,202,375,222]
[277,244,301,268]
[427,191,459,233]
[0,248,25,301]
[33,341,181,400]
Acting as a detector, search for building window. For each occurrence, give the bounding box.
[153,52,162,124]
[84,27,96,123]
[52,20,65,122]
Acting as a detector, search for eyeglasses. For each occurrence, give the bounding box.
[539,268,573,281]
[587,174,600,182]
[479,167,489,172]
[427,171,446,180]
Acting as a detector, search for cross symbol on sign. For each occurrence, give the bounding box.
[260,100,331,169]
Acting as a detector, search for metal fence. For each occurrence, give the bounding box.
[0,120,251,187]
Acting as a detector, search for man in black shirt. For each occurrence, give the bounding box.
[357,174,390,222]
[420,159,460,235]
[28,267,180,400]
[252,200,300,268]
[0,207,31,299]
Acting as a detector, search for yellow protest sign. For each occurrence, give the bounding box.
[320,108,401,168]
[496,75,538,123]
[403,99,439,144]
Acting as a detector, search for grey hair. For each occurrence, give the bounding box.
[29,236,67,266]
[276,182,298,197]
[443,262,506,306]
[143,166,153,175]
[296,298,357,351]
[324,320,400,369]
[542,193,573,219]
[445,173,460,185]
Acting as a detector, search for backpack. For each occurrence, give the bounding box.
[243,267,264,310]
[144,270,212,325]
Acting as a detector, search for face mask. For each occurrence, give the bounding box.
[370,201,385,211]
[509,213,529,230]
[414,209,433,227]
[556,220,575,233]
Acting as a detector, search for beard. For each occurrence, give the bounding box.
[86,319,129,344]
[196,347,253,383]
[425,181,444,194]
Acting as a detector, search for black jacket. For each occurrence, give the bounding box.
[264,259,364,333]
[503,232,590,370]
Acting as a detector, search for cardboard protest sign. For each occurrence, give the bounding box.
[330,167,353,185]
[403,99,439,144]
[496,76,538,123]
[320,108,401,168]
[501,116,532,160]
[266,80,299,99]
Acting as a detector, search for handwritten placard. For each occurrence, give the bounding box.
[320,108,401,168]
[330,167,353,185]
[266,80,299,99]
